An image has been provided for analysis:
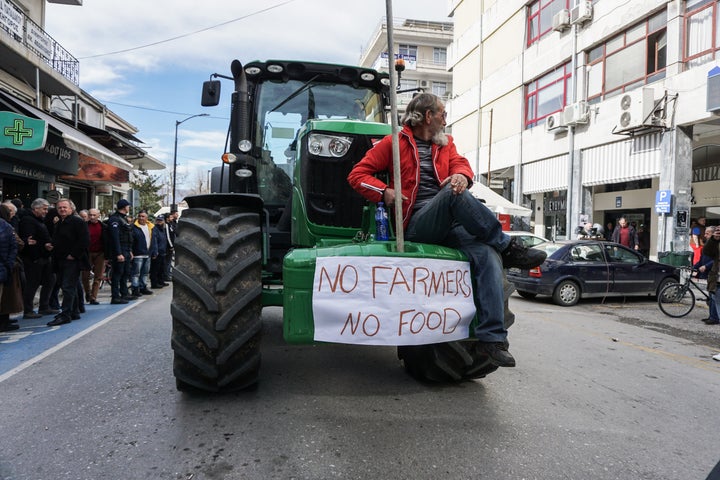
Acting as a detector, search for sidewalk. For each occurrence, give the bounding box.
[0,283,171,378]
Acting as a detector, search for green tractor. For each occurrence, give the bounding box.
[170,59,514,393]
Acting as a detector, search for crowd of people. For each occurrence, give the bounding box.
[0,198,178,331]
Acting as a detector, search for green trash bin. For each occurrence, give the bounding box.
[657,251,693,267]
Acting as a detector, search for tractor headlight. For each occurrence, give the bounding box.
[307,134,353,158]
[238,139,252,153]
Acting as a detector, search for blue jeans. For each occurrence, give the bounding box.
[712,290,720,320]
[131,256,151,290]
[405,186,511,343]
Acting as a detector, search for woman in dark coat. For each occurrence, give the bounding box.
[0,203,22,331]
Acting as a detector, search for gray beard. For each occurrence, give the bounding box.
[433,131,448,146]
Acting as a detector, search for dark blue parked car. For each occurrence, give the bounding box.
[506,240,679,306]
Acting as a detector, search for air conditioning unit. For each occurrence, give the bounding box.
[420,80,428,87]
[617,88,660,131]
[545,112,567,133]
[78,105,87,122]
[563,101,589,125]
[570,1,593,25]
[552,9,570,32]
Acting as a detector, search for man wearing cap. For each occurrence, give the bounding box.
[107,199,135,304]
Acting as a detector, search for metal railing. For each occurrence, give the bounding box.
[0,2,79,86]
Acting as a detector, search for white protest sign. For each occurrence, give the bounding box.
[312,256,476,346]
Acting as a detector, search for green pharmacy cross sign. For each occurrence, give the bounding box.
[0,111,47,151]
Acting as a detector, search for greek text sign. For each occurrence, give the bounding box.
[312,256,476,346]
[0,0,22,38]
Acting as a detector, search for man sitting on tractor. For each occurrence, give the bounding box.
[348,93,546,367]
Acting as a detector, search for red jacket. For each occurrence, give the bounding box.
[347,124,475,228]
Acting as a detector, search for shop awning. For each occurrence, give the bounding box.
[77,124,165,170]
[582,133,662,186]
[470,182,532,217]
[521,154,569,194]
[0,90,133,171]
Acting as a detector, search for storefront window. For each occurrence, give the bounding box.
[544,192,567,240]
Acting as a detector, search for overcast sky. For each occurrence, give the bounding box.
[44,0,452,201]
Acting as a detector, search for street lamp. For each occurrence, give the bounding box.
[172,113,209,211]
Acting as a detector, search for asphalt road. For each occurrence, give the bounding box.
[1,288,719,480]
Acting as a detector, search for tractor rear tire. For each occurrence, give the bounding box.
[171,206,263,393]
[398,270,515,382]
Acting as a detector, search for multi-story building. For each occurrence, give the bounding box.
[449,0,720,258]
[0,0,162,215]
[360,17,453,116]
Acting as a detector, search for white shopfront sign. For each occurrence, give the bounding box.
[0,0,22,38]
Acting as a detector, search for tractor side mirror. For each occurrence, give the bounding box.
[201,80,221,107]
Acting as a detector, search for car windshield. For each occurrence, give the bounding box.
[510,233,547,247]
[253,80,385,204]
[532,241,564,257]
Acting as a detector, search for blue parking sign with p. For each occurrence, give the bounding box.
[655,190,671,214]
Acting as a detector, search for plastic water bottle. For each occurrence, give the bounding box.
[375,202,389,241]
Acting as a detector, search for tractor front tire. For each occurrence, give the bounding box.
[398,341,498,382]
[171,206,263,393]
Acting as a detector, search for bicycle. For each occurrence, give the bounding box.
[657,265,712,317]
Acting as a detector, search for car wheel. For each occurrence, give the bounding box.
[655,277,676,297]
[553,280,580,306]
[517,290,537,300]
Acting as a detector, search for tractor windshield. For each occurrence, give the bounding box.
[253,80,385,204]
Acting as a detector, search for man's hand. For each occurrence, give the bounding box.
[441,174,469,195]
[382,188,408,207]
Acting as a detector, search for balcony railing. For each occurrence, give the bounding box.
[0,2,79,85]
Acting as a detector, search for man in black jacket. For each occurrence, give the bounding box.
[18,198,57,319]
[107,199,134,304]
[48,198,89,326]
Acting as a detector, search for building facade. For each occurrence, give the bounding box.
[448,0,720,259]
[359,17,454,116]
[0,0,162,215]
